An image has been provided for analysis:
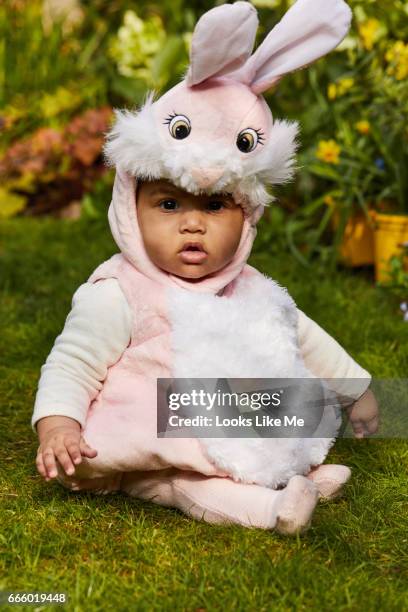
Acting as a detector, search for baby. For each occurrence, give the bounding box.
[33,172,378,534]
[32,0,379,534]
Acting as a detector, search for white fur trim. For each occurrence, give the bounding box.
[167,271,340,488]
[103,91,163,180]
[103,94,300,211]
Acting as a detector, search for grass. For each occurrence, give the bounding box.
[1,216,408,611]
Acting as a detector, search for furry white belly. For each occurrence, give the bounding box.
[167,271,341,488]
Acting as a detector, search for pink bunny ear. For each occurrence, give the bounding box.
[229,0,352,95]
[185,1,259,87]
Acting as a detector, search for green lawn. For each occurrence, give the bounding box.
[1,216,407,611]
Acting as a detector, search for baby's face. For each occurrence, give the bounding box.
[136,179,244,280]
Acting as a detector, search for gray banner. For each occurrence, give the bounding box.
[157,378,406,439]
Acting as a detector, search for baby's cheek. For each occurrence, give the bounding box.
[157,238,180,271]
[144,224,167,253]
[217,227,241,262]
[152,241,170,265]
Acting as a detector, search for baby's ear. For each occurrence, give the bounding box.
[185,1,258,87]
[230,0,352,95]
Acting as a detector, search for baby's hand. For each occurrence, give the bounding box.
[346,388,379,439]
[36,416,97,481]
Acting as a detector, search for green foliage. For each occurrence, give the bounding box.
[80,171,116,221]
[108,9,189,91]
[0,1,109,146]
[251,204,289,257]
[0,0,214,216]
[0,187,26,218]
[377,243,408,302]
[271,0,408,264]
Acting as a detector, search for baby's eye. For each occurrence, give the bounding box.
[207,201,225,212]
[159,199,178,211]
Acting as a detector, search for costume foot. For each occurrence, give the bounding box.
[306,464,351,500]
[56,462,122,494]
[275,475,319,536]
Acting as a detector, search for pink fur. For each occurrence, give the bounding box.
[70,0,353,499]
[104,0,352,212]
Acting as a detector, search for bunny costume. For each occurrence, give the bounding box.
[33,0,371,532]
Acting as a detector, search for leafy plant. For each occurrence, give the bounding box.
[263,1,408,266]
[0,0,213,215]
[0,107,113,216]
[0,1,110,149]
[377,243,408,302]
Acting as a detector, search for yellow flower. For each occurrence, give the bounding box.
[316,140,341,165]
[327,83,337,100]
[385,41,405,62]
[323,195,336,207]
[355,120,371,135]
[396,60,408,81]
[328,77,354,100]
[385,41,408,81]
[358,18,382,51]
[339,77,354,90]
[337,77,354,96]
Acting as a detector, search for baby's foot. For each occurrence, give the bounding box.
[306,464,351,501]
[274,475,319,536]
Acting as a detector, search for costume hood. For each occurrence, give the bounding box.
[104,0,352,294]
[108,168,263,294]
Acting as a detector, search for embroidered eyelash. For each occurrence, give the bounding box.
[255,129,265,145]
[163,111,178,125]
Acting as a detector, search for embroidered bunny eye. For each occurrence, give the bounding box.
[164,113,191,140]
[236,128,265,153]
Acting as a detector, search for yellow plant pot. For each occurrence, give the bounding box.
[374,213,408,283]
[339,210,376,267]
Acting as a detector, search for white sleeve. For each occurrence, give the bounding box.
[297,308,371,400]
[31,278,132,433]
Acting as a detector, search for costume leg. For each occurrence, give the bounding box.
[121,469,319,534]
[306,464,351,500]
[55,462,123,494]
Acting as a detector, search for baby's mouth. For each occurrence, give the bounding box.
[178,241,208,264]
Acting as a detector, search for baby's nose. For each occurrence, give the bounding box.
[191,166,224,189]
[180,209,205,231]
